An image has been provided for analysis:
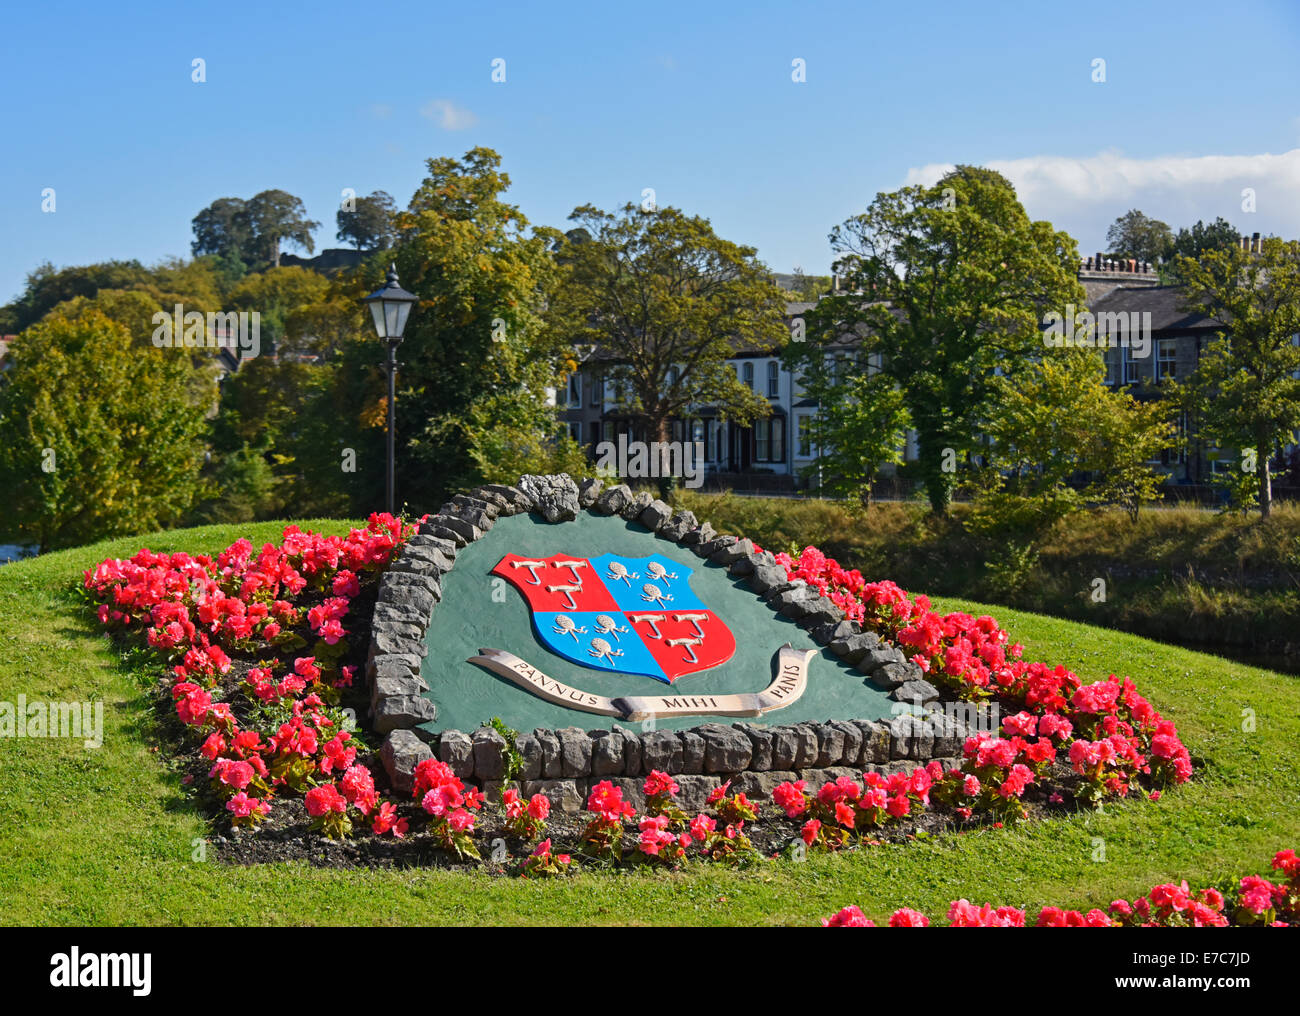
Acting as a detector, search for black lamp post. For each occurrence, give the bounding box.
[363,264,418,515]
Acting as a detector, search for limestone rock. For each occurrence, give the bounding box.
[517,473,580,523]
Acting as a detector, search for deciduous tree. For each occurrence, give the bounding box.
[1176,237,1300,517]
[810,166,1084,515]
[0,310,212,550]
[548,203,784,471]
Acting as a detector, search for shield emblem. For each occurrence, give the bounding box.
[490,551,736,684]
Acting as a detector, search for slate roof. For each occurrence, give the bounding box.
[1088,285,1225,335]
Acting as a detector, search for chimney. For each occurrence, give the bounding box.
[1252,232,1261,253]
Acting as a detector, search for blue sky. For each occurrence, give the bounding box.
[2,0,1298,305]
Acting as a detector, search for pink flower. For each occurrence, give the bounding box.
[422,783,464,817]
[304,784,346,817]
[527,794,551,821]
[773,780,808,818]
[690,814,716,841]
[823,906,874,927]
[643,770,679,798]
[372,801,408,838]
[888,908,930,927]
[447,808,475,833]
[225,792,269,818]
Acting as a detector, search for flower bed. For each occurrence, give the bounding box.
[83,506,1192,874]
[83,515,424,848]
[769,546,1193,817]
[822,847,1300,927]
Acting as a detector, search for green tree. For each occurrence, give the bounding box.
[979,350,1173,536]
[781,341,908,504]
[185,444,279,525]
[191,191,319,268]
[548,203,784,471]
[337,190,397,251]
[1105,209,1174,264]
[785,267,832,302]
[229,266,330,355]
[1176,237,1300,518]
[0,310,212,551]
[306,148,572,511]
[246,190,320,267]
[810,166,1084,515]
[1170,217,1241,261]
[0,259,153,333]
[190,198,254,261]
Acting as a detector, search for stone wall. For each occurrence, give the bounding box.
[367,473,973,806]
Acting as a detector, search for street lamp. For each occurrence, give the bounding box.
[363,264,418,515]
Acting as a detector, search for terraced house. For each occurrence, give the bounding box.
[557,243,1298,495]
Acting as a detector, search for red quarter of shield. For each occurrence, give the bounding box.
[629,609,736,682]
[491,553,619,613]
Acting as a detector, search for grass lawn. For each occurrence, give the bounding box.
[1,520,1297,926]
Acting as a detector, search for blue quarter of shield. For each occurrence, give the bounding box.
[532,610,668,682]
[588,553,706,613]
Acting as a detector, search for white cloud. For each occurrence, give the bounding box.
[903,149,1300,248]
[420,99,478,131]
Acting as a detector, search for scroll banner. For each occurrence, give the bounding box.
[468,643,815,722]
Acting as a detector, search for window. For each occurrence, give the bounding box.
[601,420,613,443]
[590,376,602,407]
[742,362,754,389]
[1157,339,1177,381]
[1161,410,1188,467]
[797,415,812,457]
[569,372,581,403]
[714,421,725,463]
[752,418,785,462]
[767,361,779,397]
[1122,346,1140,384]
[1104,348,1119,385]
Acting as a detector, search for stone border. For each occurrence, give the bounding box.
[369,473,971,805]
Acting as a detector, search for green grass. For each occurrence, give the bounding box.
[1,520,1297,926]
[674,491,1300,665]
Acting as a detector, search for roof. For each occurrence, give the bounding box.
[1088,285,1225,335]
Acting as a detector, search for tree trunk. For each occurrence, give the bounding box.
[922,445,953,516]
[1259,442,1272,518]
[653,416,675,499]
[859,476,874,510]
